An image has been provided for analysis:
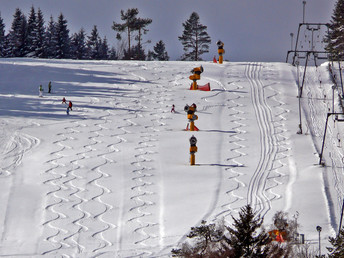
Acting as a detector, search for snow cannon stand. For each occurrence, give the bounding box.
[189,65,211,91]
[189,135,198,165]
[189,83,211,91]
[184,103,199,131]
[217,40,225,64]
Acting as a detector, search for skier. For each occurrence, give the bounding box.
[171,104,175,113]
[48,81,52,93]
[68,101,73,111]
[66,106,70,115]
[39,85,43,97]
[62,97,66,104]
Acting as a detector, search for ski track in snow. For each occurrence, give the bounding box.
[0,132,40,177]
[195,62,289,222]
[41,99,120,256]
[201,68,248,221]
[301,66,343,231]
[2,60,338,257]
[245,62,288,218]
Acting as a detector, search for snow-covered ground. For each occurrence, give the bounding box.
[0,58,343,257]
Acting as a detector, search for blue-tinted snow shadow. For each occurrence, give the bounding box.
[211,89,248,94]
[0,60,152,119]
[200,129,236,133]
[195,164,245,167]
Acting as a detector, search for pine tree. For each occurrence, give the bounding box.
[87,25,101,59]
[325,0,344,60]
[7,8,27,57]
[70,28,87,59]
[134,17,152,60]
[26,6,36,56]
[178,12,211,61]
[109,46,118,60]
[172,219,232,257]
[151,40,169,61]
[34,8,45,58]
[55,13,70,59]
[45,15,57,58]
[225,205,271,257]
[99,36,109,60]
[0,12,6,57]
[112,8,139,59]
[328,228,344,257]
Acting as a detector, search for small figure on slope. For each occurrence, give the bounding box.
[68,101,73,111]
[62,97,66,104]
[48,81,52,93]
[39,85,43,97]
[171,104,175,113]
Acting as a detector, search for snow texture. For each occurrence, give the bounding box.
[0,58,342,257]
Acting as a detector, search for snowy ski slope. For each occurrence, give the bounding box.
[0,58,343,257]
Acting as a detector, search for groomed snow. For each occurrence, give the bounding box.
[0,58,343,257]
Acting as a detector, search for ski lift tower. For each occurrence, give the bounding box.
[286,23,330,66]
[286,1,330,66]
[285,2,330,98]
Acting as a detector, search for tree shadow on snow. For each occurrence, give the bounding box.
[0,59,154,119]
[195,164,245,167]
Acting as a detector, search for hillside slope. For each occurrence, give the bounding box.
[0,59,341,257]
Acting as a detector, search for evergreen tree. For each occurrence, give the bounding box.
[225,205,271,257]
[146,50,154,61]
[172,219,232,257]
[134,17,152,60]
[26,6,36,56]
[132,44,146,60]
[151,40,169,61]
[108,46,118,60]
[0,12,6,57]
[178,12,211,61]
[112,8,139,59]
[70,28,87,59]
[87,25,101,59]
[325,0,344,60]
[33,8,45,58]
[271,211,299,242]
[328,228,344,257]
[70,32,78,59]
[99,36,109,60]
[54,13,70,59]
[7,8,27,57]
[45,15,57,58]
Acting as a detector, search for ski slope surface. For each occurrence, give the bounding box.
[0,58,343,257]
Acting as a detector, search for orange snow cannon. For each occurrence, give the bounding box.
[188,65,211,91]
[189,135,198,165]
[189,65,203,90]
[217,40,225,64]
[184,103,199,131]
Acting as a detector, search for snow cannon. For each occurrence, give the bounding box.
[189,65,203,90]
[189,65,211,91]
[184,103,199,131]
[189,135,198,166]
[217,40,225,64]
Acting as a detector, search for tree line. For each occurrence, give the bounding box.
[326,0,344,60]
[172,204,344,257]
[0,7,212,61]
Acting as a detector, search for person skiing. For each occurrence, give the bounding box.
[66,106,70,115]
[68,101,73,111]
[39,85,43,97]
[62,97,66,104]
[48,81,52,93]
[171,104,175,113]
